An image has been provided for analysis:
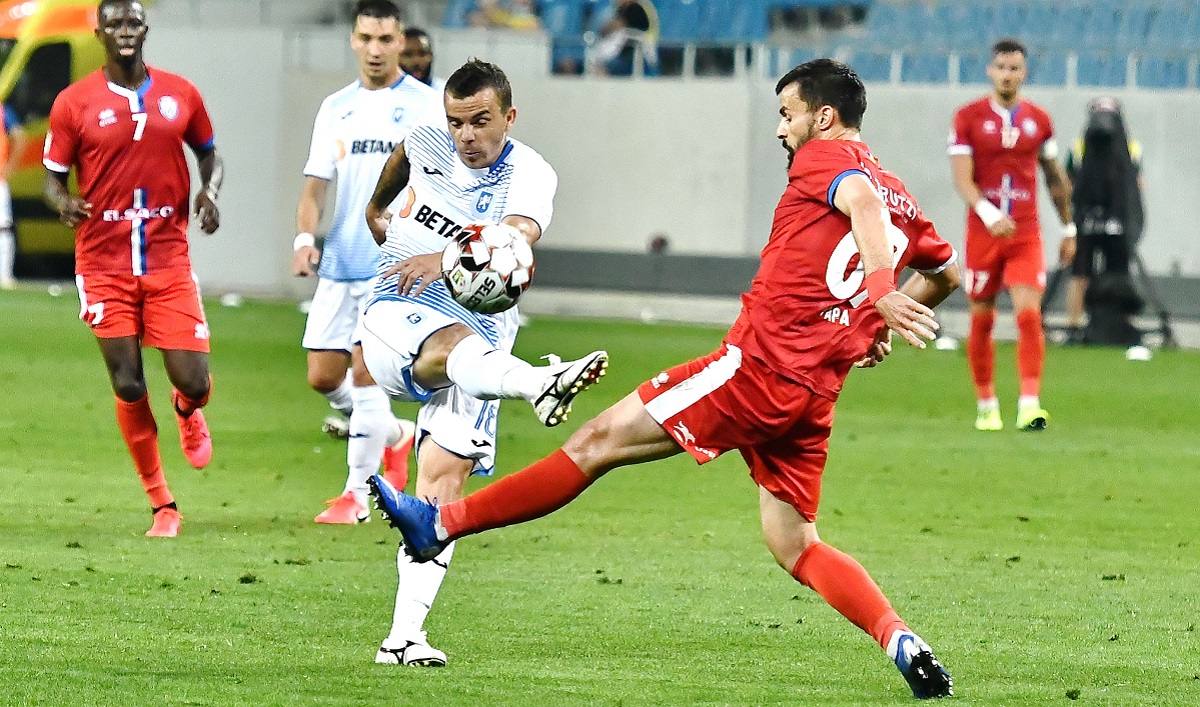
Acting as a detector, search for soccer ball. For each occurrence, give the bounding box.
[441,222,534,314]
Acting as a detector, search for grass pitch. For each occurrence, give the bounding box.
[0,287,1198,705]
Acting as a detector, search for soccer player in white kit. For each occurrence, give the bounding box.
[291,0,439,524]
[360,59,609,665]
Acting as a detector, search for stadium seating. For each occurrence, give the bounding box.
[442,0,1200,88]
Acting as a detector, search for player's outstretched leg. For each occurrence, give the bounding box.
[529,351,610,426]
[367,475,445,560]
[444,334,608,427]
[887,632,954,699]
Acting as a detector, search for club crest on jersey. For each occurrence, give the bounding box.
[392,107,404,123]
[97,108,116,128]
[475,191,494,213]
[159,96,179,121]
[982,120,997,134]
[1021,117,1038,136]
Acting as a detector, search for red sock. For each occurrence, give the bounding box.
[439,449,592,539]
[1015,309,1044,398]
[792,542,908,650]
[114,395,173,509]
[173,377,212,417]
[967,310,996,400]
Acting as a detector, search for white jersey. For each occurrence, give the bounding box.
[304,75,440,281]
[369,125,558,345]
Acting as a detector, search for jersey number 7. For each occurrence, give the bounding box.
[132,113,147,141]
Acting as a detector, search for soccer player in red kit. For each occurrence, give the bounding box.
[369,59,959,699]
[949,38,1074,432]
[43,0,224,538]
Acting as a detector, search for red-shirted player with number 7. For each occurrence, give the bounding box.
[43,0,224,538]
[369,59,959,699]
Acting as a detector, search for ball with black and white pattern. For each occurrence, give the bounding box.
[440,222,535,314]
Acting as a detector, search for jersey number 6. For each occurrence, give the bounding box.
[825,218,910,304]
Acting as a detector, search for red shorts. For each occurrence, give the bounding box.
[963,220,1047,301]
[637,343,835,521]
[74,268,211,352]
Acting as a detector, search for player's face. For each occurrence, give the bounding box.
[351,16,403,86]
[399,36,433,84]
[97,1,148,65]
[776,84,819,162]
[987,51,1027,100]
[446,88,516,169]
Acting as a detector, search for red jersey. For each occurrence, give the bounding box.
[44,66,215,276]
[727,139,955,400]
[948,96,1055,236]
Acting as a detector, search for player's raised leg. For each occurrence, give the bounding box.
[759,489,952,699]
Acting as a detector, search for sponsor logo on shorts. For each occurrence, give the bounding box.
[194,323,210,340]
[672,421,695,446]
[650,372,669,389]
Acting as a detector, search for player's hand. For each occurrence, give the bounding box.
[1059,236,1077,266]
[194,190,220,234]
[382,253,443,297]
[367,206,393,244]
[873,291,938,349]
[987,216,1018,238]
[57,196,92,227]
[291,246,319,277]
[854,327,893,368]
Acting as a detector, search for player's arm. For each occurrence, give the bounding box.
[192,144,223,234]
[292,176,328,276]
[3,123,26,181]
[833,174,938,349]
[501,215,541,248]
[1040,152,1076,266]
[366,141,411,245]
[43,170,90,227]
[950,153,1016,238]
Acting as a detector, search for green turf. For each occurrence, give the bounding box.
[1,286,1198,705]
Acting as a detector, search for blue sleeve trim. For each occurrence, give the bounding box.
[190,136,215,151]
[827,169,868,207]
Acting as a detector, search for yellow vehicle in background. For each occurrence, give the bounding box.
[0,0,105,275]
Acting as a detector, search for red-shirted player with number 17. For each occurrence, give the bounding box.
[368,59,959,699]
[43,0,224,538]
[949,38,1075,433]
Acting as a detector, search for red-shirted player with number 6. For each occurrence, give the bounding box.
[369,59,959,699]
[43,0,224,538]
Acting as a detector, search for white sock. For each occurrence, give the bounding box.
[445,334,537,401]
[323,369,354,416]
[1018,395,1040,410]
[384,541,456,647]
[977,397,999,413]
[345,385,397,505]
[0,229,14,283]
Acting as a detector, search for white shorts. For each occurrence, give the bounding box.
[360,298,520,475]
[301,277,373,352]
[0,182,12,229]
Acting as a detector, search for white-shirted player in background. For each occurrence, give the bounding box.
[292,0,438,524]
[399,27,446,94]
[360,59,608,666]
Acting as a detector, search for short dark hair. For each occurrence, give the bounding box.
[446,59,513,111]
[992,38,1027,57]
[404,27,430,41]
[775,58,867,129]
[354,0,401,22]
